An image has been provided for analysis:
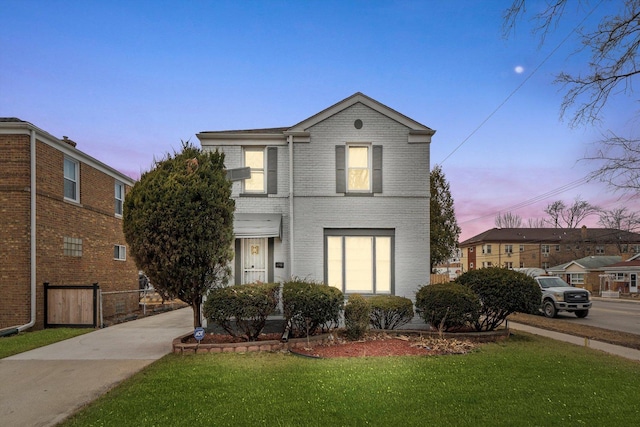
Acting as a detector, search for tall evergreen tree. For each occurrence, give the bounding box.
[123,142,235,328]
[430,165,461,272]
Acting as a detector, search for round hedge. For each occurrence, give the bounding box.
[415,282,480,331]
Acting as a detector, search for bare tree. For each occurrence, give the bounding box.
[543,197,599,228]
[504,1,640,195]
[495,211,523,228]
[598,206,640,231]
[527,217,548,228]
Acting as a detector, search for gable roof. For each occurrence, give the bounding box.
[460,227,640,246]
[603,253,640,269]
[197,93,435,144]
[547,256,622,272]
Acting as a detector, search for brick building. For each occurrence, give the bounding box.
[0,118,138,330]
[459,227,640,273]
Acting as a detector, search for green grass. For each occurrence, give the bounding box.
[0,328,92,359]
[62,333,640,427]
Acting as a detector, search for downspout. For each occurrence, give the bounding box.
[288,135,294,277]
[18,129,37,331]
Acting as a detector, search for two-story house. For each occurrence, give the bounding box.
[197,93,434,299]
[459,227,640,272]
[0,118,139,330]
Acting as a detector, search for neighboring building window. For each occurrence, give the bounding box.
[114,245,126,260]
[347,145,371,192]
[243,147,265,193]
[482,244,492,254]
[505,245,513,254]
[64,237,83,257]
[569,273,584,285]
[633,245,640,253]
[622,245,629,253]
[519,261,524,268]
[596,245,605,255]
[504,262,513,269]
[325,229,394,294]
[542,262,550,269]
[555,245,561,252]
[482,261,493,268]
[469,262,474,269]
[469,247,474,252]
[566,244,571,251]
[519,245,524,252]
[115,181,124,216]
[541,245,549,257]
[64,158,79,201]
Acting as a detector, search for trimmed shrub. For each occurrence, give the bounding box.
[344,294,370,340]
[415,283,480,331]
[455,267,542,331]
[368,295,414,330]
[203,282,280,341]
[282,279,344,338]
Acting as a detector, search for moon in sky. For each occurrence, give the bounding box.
[514,65,524,74]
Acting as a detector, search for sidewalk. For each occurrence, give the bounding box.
[0,307,192,427]
[508,321,640,361]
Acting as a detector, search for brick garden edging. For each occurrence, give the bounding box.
[172,327,510,354]
[172,332,334,354]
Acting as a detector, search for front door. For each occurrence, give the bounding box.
[630,273,637,293]
[242,238,267,284]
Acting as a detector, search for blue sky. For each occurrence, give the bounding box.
[2,0,637,240]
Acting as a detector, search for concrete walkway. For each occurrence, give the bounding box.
[0,307,192,427]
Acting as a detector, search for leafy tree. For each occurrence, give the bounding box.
[455,267,541,331]
[123,142,235,328]
[495,211,523,228]
[504,1,640,195]
[430,165,461,272]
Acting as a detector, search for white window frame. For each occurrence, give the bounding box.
[115,181,124,216]
[243,147,266,193]
[569,273,584,285]
[482,244,492,254]
[346,144,371,193]
[541,245,549,257]
[504,245,513,254]
[596,245,605,255]
[114,244,126,261]
[64,157,79,202]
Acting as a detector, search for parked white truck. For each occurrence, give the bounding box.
[534,276,591,318]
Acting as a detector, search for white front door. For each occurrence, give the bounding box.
[242,238,267,284]
[630,273,637,293]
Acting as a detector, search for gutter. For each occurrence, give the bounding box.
[17,129,37,332]
[288,135,294,277]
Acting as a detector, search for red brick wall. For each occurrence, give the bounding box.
[0,133,139,329]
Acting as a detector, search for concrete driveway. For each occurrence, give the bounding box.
[0,307,192,427]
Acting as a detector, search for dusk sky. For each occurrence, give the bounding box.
[3,0,638,241]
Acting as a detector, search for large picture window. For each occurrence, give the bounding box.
[325,229,394,294]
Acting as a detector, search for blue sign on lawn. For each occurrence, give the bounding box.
[194,327,205,342]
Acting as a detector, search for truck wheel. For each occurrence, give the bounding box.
[543,301,557,318]
[575,310,589,318]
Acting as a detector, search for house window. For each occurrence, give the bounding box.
[347,145,371,192]
[555,245,561,252]
[469,247,474,253]
[115,181,124,216]
[482,244,492,254]
[64,237,82,257]
[569,273,584,285]
[519,245,524,252]
[64,158,79,201]
[505,245,513,254]
[325,229,394,294]
[542,262,549,269]
[114,245,126,261]
[504,262,513,269]
[482,261,493,268]
[596,245,605,255]
[633,245,640,253]
[243,147,265,193]
[519,261,524,268]
[469,262,474,269]
[541,245,549,257]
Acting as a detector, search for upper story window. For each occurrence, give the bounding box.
[519,245,524,252]
[336,144,382,194]
[347,145,371,192]
[115,181,124,216]
[482,244,492,254]
[114,244,126,261]
[64,157,79,202]
[541,245,550,256]
[596,245,605,255]
[504,245,513,254]
[242,147,277,195]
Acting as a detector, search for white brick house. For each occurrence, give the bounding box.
[197,93,434,299]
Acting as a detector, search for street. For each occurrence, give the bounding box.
[552,298,640,336]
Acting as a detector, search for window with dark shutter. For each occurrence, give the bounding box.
[336,145,346,193]
[372,145,382,193]
[267,147,277,194]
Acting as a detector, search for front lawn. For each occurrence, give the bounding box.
[0,328,91,359]
[62,332,640,426]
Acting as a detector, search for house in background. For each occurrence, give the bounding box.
[459,227,640,273]
[546,255,622,293]
[602,253,640,295]
[197,93,434,299]
[0,118,138,330]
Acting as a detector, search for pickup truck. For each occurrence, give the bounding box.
[534,276,591,318]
